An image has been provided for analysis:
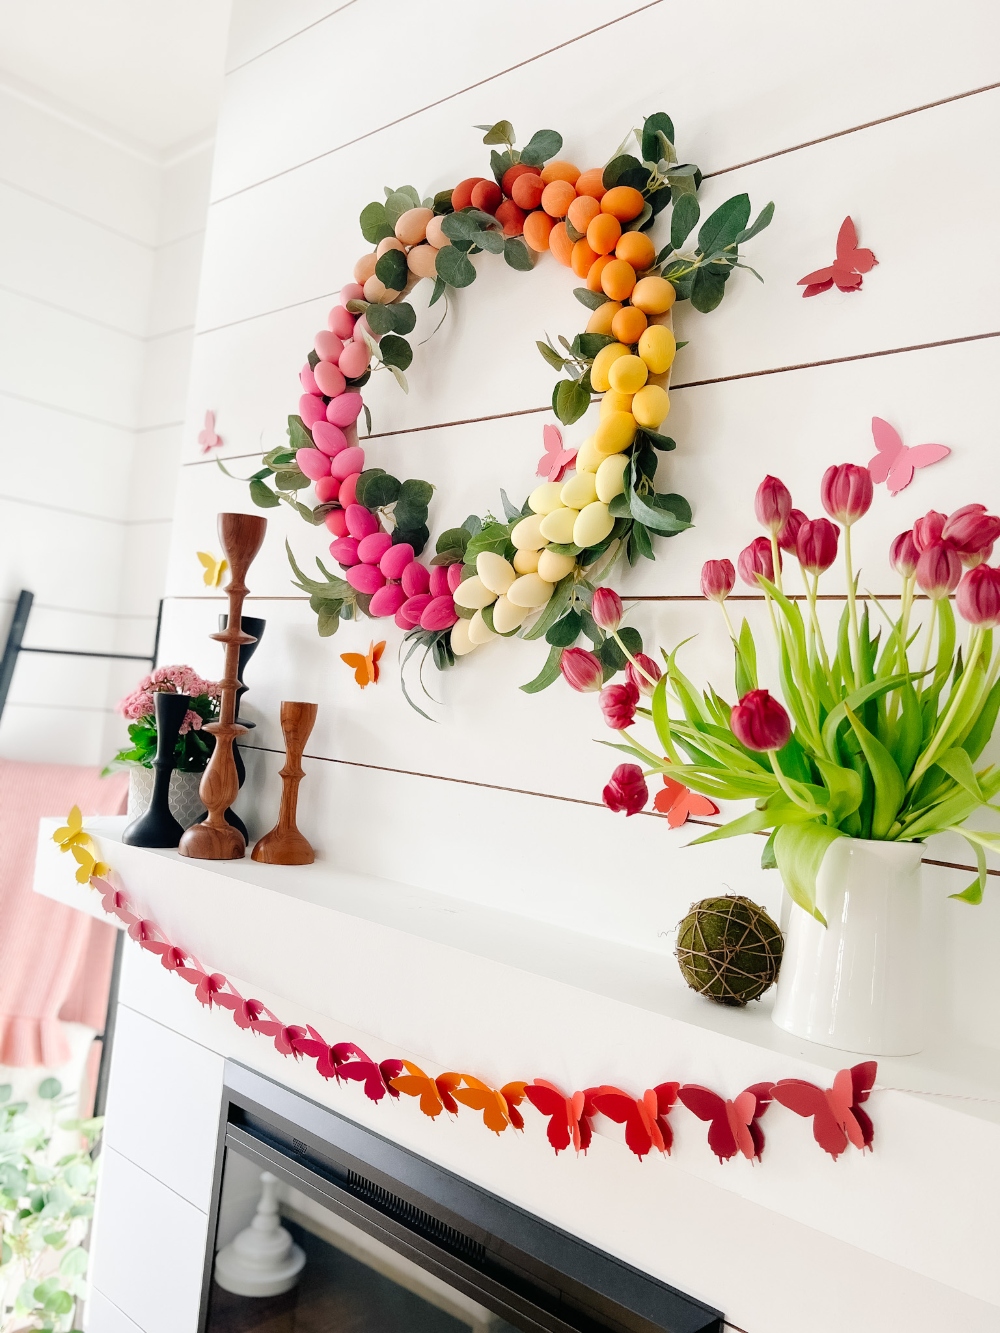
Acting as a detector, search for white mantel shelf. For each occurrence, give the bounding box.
[34,816,1000,1311]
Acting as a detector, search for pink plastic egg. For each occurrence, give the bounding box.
[380,543,414,580]
[346,564,386,595]
[312,421,347,456]
[354,314,380,344]
[338,340,370,380]
[401,561,431,597]
[299,394,327,428]
[330,536,359,565]
[330,445,365,482]
[328,306,356,340]
[447,562,464,593]
[296,447,331,481]
[429,565,451,598]
[339,284,365,306]
[338,473,360,507]
[369,583,408,617]
[395,609,413,629]
[314,475,340,503]
[313,360,346,398]
[324,507,348,536]
[345,504,378,540]
[357,531,393,564]
[314,330,344,362]
[399,593,432,627]
[420,596,459,632]
[300,364,319,394]
[326,393,364,427]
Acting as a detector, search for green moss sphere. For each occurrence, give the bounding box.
[675,894,783,1007]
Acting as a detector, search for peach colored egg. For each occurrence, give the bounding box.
[376,235,406,258]
[407,244,439,279]
[363,275,399,304]
[425,215,451,249]
[395,206,434,246]
[338,340,370,380]
[353,253,377,284]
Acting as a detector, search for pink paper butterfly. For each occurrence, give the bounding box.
[868,417,950,495]
[536,424,576,482]
[198,410,222,453]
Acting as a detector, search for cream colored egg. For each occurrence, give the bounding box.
[574,435,602,473]
[506,573,555,608]
[573,501,614,549]
[376,236,406,258]
[595,453,629,503]
[406,244,439,279]
[450,617,477,655]
[425,215,451,249]
[528,482,565,515]
[363,275,399,304]
[510,513,547,551]
[452,574,498,610]
[394,206,434,247]
[560,471,598,509]
[468,608,496,645]
[492,595,530,633]
[537,549,577,582]
[477,551,516,596]
[539,507,579,544]
[513,548,540,574]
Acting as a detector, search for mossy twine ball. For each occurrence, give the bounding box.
[675,894,783,1007]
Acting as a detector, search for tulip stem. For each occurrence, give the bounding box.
[916,597,937,695]
[769,533,783,595]
[907,626,984,790]
[720,601,738,643]
[806,572,832,678]
[843,522,860,689]
[887,575,914,727]
[611,630,659,687]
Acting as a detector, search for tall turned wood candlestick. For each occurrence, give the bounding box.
[251,701,317,865]
[179,512,267,860]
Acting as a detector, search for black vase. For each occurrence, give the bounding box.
[123,692,190,848]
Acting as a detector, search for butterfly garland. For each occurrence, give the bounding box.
[56,812,880,1167]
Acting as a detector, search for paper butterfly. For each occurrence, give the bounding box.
[197,551,228,587]
[197,410,222,453]
[176,968,231,1008]
[341,639,385,688]
[771,1061,877,1160]
[69,843,109,884]
[798,216,878,297]
[53,806,91,853]
[678,1082,775,1162]
[252,1022,307,1056]
[588,1083,680,1159]
[523,1080,593,1155]
[653,776,720,828]
[450,1074,527,1134]
[536,424,577,483]
[391,1061,463,1118]
[867,417,950,495]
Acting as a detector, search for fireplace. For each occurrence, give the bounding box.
[199,1063,723,1333]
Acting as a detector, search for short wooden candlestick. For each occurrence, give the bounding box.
[251,701,318,865]
[179,512,267,861]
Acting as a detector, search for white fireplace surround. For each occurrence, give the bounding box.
[34,818,1000,1333]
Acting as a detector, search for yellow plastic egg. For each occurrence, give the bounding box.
[450,617,477,655]
[595,453,629,503]
[599,390,633,420]
[537,549,577,582]
[539,507,579,544]
[637,323,676,376]
[608,354,648,395]
[513,548,540,574]
[573,502,615,549]
[452,574,497,610]
[528,482,565,515]
[632,384,670,429]
[506,573,555,609]
[594,411,637,455]
[468,608,496,645]
[477,551,516,595]
[510,513,547,551]
[585,301,622,336]
[560,471,598,509]
[492,595,530,633]
[574,435,602,473]
[590,342,632,393]
[631,275,677,315]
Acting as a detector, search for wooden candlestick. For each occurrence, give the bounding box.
[179,512,267,860]
[251,701,317,865]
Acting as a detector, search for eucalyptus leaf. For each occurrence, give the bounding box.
[670,192,700,251]
[536,339,567,371]
[359,201,394,244]
[287,414,313,450]
[436,527,471,555]
[735,200,775,244]
[384,189,417,226]
[435,245,477,288]
[359,472,401,509]
[249,478,281,509]
[503,236,534,270]
[364,301,416,335]
[573,287,611,311]
[697,193,752,256]
[378,333,413,371]
[388,364,409,393]
[374,248,407,291]
[546,609,582,647]
[690,265,729,313]
[519,127,562,167]
[479,119,514,146]
[641,111,676,164]
[552,377,590,426]
[519,643,564,693]
[603,154,646,190]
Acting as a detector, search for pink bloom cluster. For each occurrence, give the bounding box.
[896,504,1000,604]
[117,665,220,735]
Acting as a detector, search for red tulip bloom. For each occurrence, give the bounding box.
[820,463,873,525]
[942,504,1000,566]
[738,536,781,588]
[560,647,603,692]
[912,510,947,553]
[701,559,736,602]
[957,564,1000,628]
[755,475,792,536]
[591,587,624,632]
[602,763,649,816]
[731,689,792,752]
[777,508,808,554]
[889,530,919,578]
[795,518,839,575]
[915,543,962,599]
[600,680,639,729]
[626,653,662,697]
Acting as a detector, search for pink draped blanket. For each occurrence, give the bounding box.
[0,760,128,1066]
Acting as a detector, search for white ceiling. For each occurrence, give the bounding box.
[0,0,232,155]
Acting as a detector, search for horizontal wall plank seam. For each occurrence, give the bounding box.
[183,326,1000,467]
[164,592,926,603]
[118,999,225,1060]
[241,744,993,880]
[146,324,195,342]
[88,1284,144,1332]
[0,282,147,340]
[101,1143,208,1213]
[0,599,158,620]
[226,0,360,74]
[2,701,115,714]
[195,290,340,336]
[0,493,128,525]
[210,0,667,205]
[0,388,134,433]
[0,175,156,249]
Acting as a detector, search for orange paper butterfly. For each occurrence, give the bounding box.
[450,1074,527,1134]
[341,639,385,688]
[391,1062,462,1118]
[653,775,720,828]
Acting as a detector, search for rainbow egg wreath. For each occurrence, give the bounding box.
[234,114,773,707]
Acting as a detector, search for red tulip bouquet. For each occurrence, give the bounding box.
[568,465,1000,920]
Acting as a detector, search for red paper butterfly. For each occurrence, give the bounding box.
[450,1075,527,1134]
[524,1080,593,1155]
[678,1083,774,1162]
[536,425,577,483]
[653,776,720,829]
[332,1041,403,1102]
[253,1021,307,1056]
[230,998,268,1030]
[159,946,188,972]
[798,217,878,297]
[198,409,222,453]
[868,417,950,496]
[176,968,230,1008]
[771,1062,877,1160]
[391,1061,463,1118]
[589,1083,680,1159]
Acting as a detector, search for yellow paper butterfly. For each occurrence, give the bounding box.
[340,640,386,689]
[53,807,109,881]
[197,551,228,587]
[71,844,110,884]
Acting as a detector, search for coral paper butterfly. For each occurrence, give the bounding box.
[524,1080,593,1155]
[198,410,222,453]
[536,425,577,483]
[868,417,950,495]
[341,639,385,688]
[678,1083,774,1161]
[771,1062,877,1160]
[798,217,877,297]
[588,1083,680,1159]
[653,776,720,828]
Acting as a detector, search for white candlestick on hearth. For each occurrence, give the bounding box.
[214,1171,306,1297]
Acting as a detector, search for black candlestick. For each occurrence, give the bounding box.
[123,692,190,847]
